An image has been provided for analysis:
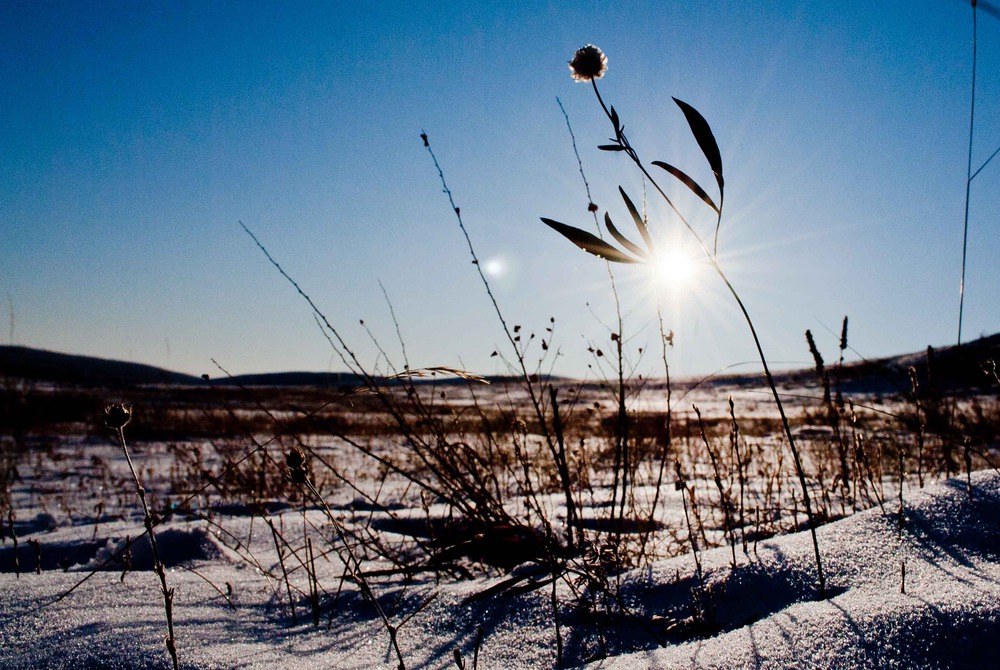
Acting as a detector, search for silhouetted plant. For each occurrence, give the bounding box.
[543,45,827,598]
[105,402,179,670]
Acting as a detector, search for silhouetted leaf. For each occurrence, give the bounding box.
[651,161,719,212]
[541,218,639,263]
[610,106,622,140]
[604,212,648,259]
[979,0,1000,21]
[618,187,655,255]
[598,144,626,152]
[673,97,724,191]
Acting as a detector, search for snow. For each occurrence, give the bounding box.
[3,462,999,669]
[595,473,1000,669]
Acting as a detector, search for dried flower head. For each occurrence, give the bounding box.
[569,44,607,82]
[285,448,307,485]
[104,402,133,429]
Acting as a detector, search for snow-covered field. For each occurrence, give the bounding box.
[2,384,999,669]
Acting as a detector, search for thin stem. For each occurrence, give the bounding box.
[115,426,179,670]
[557,97,596,210]
[551,576,564,669]
[379,280,411,371]
[958,1,978,348]
[971,143,1000,181]
[713,200,723,261]
[267,518,297,625]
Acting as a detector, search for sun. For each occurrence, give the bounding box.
[650,248,698,291]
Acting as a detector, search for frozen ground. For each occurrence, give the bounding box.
[2,460,999,669]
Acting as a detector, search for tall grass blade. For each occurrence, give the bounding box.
[540,218,639,263]
[672,97,724,190]
[617,187,655,254]
[603,212,648,259]
[651,161,719,212]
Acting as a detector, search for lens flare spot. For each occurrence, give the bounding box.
[483,257,507,278]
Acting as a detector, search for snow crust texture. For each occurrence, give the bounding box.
[2,472,999,669]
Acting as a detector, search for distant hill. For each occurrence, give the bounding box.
[0,346,203,387]
[0,346,370,388]
[211,371,364,387]
[2,334,999,392]
[0,346,536,389]
[696,332,1000,396]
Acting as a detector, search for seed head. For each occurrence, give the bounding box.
[104,402,133,429]
[285,448,308,485]
[569,44,607,82]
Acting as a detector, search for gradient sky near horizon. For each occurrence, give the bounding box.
[2,1,999,382]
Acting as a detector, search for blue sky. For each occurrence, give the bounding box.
[2,1,998,381]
